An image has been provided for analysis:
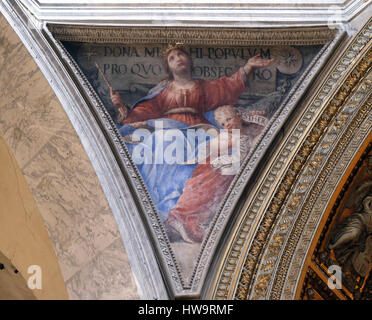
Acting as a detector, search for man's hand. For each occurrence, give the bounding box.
[243,54,275,75]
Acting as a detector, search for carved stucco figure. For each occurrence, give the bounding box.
[329,183,372,278]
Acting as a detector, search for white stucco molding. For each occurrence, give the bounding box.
[18,0,371,28]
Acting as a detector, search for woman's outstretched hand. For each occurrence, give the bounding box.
[243,54,275,75]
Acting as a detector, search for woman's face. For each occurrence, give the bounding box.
[167,49,192,75]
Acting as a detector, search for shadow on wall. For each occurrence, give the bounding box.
[0,251,36,300]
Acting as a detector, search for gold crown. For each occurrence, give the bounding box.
[162,42,186,57]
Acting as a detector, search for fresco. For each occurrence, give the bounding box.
[62,41,322,280]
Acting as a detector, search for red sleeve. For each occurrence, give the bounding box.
[122,95,162,124]
[202,67,247,112]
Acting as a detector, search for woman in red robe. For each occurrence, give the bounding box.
[111,43,273,128]
[111,44,273,239]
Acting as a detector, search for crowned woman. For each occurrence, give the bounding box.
[112,43,273,127]
[111,43,274,223]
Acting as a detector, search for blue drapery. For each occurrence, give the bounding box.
[119,117,218,222]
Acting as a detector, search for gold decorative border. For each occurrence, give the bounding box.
[211,18,372,300]
[245,50,372,300]
[246,53,372,299]
[278,95,372,300]
[48,24,337,46]
[298,143,372,300]
[271,89,372,299]
[279,83,372,300]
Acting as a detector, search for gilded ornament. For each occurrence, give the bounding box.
[299,145,311,158]
[276,188,288,200]
[232,26,372,300]
[291,160,303,172]
[269,201,281,213]
[326,103,338,116]
[336,88,350,101]
[289,195,302,209]
[283,175,295,187]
